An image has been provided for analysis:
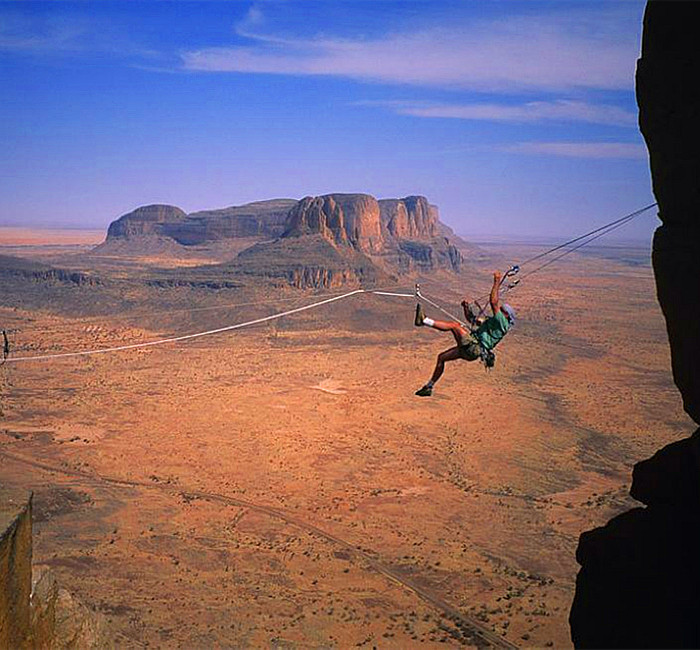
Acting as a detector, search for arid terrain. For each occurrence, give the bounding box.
[0,230,691,648]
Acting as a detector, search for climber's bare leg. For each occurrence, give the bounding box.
[428,319,470,346]
[430,346,463,384]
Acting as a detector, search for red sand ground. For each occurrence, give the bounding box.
[0,245,691,647]
[0,228,105,246]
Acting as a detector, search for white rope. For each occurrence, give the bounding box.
[7,289,366,363]
[370,291,414,298]
[416,289,466,327]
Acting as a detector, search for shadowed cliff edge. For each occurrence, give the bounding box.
[569,2,700,647]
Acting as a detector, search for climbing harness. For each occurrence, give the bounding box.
[414,283,495,369]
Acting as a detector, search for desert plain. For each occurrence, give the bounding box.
[0,231,691,648]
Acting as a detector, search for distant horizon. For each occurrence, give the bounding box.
[0,213,657,249]
[0,191,660,246]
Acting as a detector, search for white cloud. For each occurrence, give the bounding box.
[182,9,641,92]
[501,142,648,159]
[389,100,636,127]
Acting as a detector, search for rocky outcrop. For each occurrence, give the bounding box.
[570,3,700,647]
[0,490,105,648]
[570,433,700,648]
[282,193,462,273]
[379,196,439,239]
[102,193,465,284]
[106,204,187,240]
[0,255,100,286]
[638,0,700,424]
[284,194,445,251]
[1,489,32,647]
[165,199,297,245]
[106,201,297,245]
[284,194,384,253]
[397,239,463,273]
[229,234,388,289]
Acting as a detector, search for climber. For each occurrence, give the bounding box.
[414,271,515,397]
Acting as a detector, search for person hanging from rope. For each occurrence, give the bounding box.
[413,271,515,397]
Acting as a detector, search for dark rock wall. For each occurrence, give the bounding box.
[570,2,700,647]
[638,0,700,425]
[0,491,105,647]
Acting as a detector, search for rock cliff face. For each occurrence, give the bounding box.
[282,193,461,273]
[570,3,700,647]
[166,199,297,245]
[0,491,105,648]
[284,194,384,253]
[0,489,31,647]
[106,200,296,245]
[379,196,439,239]
[284,194,442,250]
[106,205,187,240]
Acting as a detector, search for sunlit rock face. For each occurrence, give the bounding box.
[282,193,462,273]
[570,2,700,647]
[283,194,384,254]
[379,196,439,240]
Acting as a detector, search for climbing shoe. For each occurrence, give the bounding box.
[415,384,433,397]
[414,303,426,327]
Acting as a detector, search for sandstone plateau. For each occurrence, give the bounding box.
[100,193,465,287]
[106,201,296,243]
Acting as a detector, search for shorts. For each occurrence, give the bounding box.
[457,339,481,362]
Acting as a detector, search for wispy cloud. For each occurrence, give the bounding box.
[0,10,157,59]
[501,142,647,159]
[378,99,636,127]
[182,8,640,92]
[0,12,88,53]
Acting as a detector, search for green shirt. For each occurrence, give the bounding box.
[475,310,511,351]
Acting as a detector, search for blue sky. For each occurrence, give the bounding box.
[0,1,656,240]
